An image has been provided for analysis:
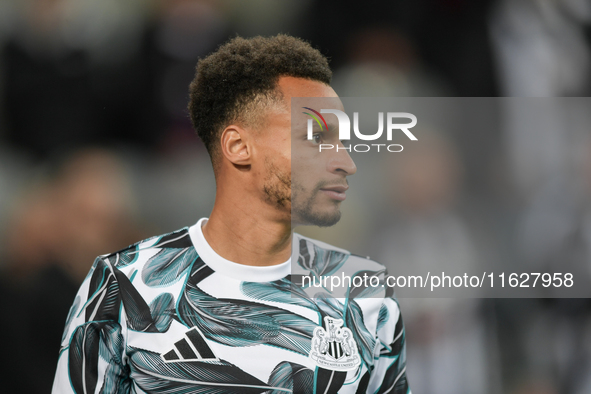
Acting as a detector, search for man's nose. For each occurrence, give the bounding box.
[328,142,357,175]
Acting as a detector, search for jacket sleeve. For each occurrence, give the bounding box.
[367,296,411,394]
[52,257,131,393]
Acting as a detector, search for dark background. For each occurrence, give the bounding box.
[1,0,590,393]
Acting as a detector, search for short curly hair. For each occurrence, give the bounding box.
[188,34,332,165]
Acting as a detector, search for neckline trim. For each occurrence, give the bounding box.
[188,218,291,282]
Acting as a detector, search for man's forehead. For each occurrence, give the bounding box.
[277,76,339,102]
[289,95,345,126]
[277,77,344,123]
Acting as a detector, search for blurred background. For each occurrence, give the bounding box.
[0,0,590,393]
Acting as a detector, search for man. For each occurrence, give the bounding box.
[53,34,410,393]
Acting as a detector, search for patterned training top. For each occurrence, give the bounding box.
[52,218,410,394]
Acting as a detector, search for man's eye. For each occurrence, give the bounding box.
[312,133,323,144]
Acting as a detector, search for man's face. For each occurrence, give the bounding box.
[257,76,357,227]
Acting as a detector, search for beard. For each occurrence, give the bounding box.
[291,179,342,227]
[262,158,342,227]
[263,157,291,209]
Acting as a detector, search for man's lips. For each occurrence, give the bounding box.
[319,185,348,201]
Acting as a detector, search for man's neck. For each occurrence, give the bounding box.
[202,202,292,267]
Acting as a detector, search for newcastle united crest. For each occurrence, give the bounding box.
[309,316,361,371]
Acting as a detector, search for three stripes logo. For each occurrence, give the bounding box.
[309,316,361,372]
[161,327,218,362]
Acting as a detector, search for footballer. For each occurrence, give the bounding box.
[52,34,410,394]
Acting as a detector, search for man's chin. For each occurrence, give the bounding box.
[291,209,341,228]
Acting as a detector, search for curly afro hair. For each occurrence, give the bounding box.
[188,34,332,165]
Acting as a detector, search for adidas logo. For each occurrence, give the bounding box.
[161,328,218,362]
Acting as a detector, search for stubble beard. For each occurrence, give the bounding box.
[291,180,342,227]
[263,158,291,210]
[263,158,342,227]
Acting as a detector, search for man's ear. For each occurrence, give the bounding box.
[220,125,251,166]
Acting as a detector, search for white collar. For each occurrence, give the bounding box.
[188,218,292,282]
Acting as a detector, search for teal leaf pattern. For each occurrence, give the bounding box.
[242,276,377,368]
[106,245,139,268]
[347,269,387,299]
[297,239,348,278]
[240,278,317,311]
[142,247,197,287]
[99,361,132,394]
[69,321,126,394]
[266,362,314,394]
[84,259,121,323]
[62,295,80,342]
[377,302,390,331]
[129,347,274,393]
[112,267,159,332]
[57,227,409,393]
[97,323,124,365]
[177,279,316,355]
[242,277,377,368]
[149,293,175,332]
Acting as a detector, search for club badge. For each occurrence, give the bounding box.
[309,316,361,371]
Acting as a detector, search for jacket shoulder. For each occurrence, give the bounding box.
[100,227,193,269]
[294,233,386,273]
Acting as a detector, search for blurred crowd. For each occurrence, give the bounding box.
[1,0,591,393]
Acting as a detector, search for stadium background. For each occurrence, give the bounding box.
[0,0,590,393]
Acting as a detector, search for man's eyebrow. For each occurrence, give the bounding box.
[302,121,337,130]
[325,122,339,131]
